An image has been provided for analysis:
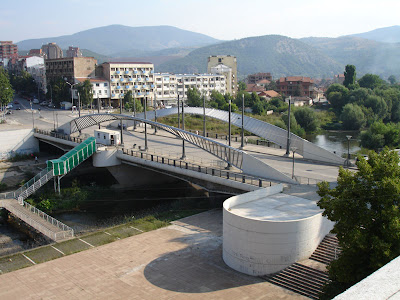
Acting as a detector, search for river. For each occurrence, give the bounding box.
[306,131,361,157]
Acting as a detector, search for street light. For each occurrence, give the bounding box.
[144,97,148,151]
[30,100,34,129]
[240,93,244,149]
[291,146,297,179]
[64,78,78,110]
[203,94,206,137]
[119,95,124,145]
[181,99,186,159]
[154,95,157,134]
[286,96,292,156]
[346,135,352,167]
[226,99,232,169]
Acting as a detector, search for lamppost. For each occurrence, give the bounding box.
[346,135,352,167]
[181,99,186,159]
[291,146,297,179]
[133,96,137,130]
[30,100,34,129]
[203,94,206,137]
[77,92,81,117]
[154,95,158,134]
[97,96,100,129]
[119,95,124,145]
[64,78,78,110]
[286,96,292,156]
[47,84,53,104]
[177,94,180,129]
[144,97,148,151]
[226,99,232,169]
[240,93,244,149]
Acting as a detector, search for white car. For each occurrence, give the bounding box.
[6,103,13,109]
[40,101,48,106]
[33,98,39,104]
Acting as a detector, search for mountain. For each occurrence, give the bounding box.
[157,35,343,78]
[16,25,221,56]
[300,36,400,78]
[348,25,400,43]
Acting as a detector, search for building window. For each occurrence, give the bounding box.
[96,83,100,87]
[104,83,108,86]
[111,68,115,71]
[98,90,102,94]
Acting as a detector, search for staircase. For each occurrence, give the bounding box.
[15,168,54,203]
[262,234,341,299]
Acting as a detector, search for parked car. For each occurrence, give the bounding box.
[5,110,12,115]
[40,101,48,106]
[14,100,19,104]
[6,103,13,109]
[48,102,55,108]
[15,105,21,110]
[33,98,39,104]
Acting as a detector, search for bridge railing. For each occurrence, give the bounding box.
[34,128,86,144]
[121,148,275,188]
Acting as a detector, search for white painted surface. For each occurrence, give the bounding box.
[93,147,121,167]
[223,187,334,276]
[0,129,39,160]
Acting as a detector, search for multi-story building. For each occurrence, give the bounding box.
[45,57,97,83]
[207,55,237,96]
[66,46,83,58]
[101,62,155,107]
[28,49,44,57]
[153,73,226,105]
[0,41,18,59]
[247,73,272,84]
[41,43,63,59]
[277,76,314,97]
[76,78,110,107]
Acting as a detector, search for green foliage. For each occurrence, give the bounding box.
[293,107,319,132]
[123,91,143,113]
[340,103,366,130]
[360,121,400,150]
[77,79,93,106]
[388,75,397,85]
[8,70,35,97]
[0,68,14,106]
[326,84,349,113]
[186,87,202,107]
[281,112,305,137]
[238,81,246,91]
[317,149,400,298]
[343,64,356,87]
[358,74,386,90]
[50,77,70,106]
[0,182,7,192]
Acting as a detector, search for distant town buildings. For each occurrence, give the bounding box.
[207,55,237,97]
[100,62,155,106]
[76,78,110,104]
[41,43,63,59]
[277,76,314,97]
[45,57,97,84]
[66,46,83,58]
[247,72,272,84]
[0,41,18,59]
[28,49,44,57]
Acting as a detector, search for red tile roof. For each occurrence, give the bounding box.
[278,76,313,83]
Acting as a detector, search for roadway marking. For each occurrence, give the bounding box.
[130,226,144,232]
[51,245,65,255]
[22,254,36,265]
[78,238,95,248]
[104,231,112,236]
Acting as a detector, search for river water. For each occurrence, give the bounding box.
[306,131,361,157]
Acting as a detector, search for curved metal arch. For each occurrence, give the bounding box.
[135,107,345,165]
[69,113,243,169]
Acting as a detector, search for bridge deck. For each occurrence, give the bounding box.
[0,199,73,241]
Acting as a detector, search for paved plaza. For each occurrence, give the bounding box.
[0,210,307,299]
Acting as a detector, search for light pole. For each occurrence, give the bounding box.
[181,100,186,159]
[203,94,206,137]
[240,93,244,149]
[346,135,352,167]
[177,94,180,129]
[154,95,157,134]
[291,146,297,179]
[144,97,148,151]
[30,100,34,129]
[286,96,292,156]
[97,96,100,129]
[48,84,53,104]
[77,92,81,117]
[226,99,232,169]
[64,78,78,111]
[120,95,124,145]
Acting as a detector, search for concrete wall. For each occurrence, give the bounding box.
[223,187,334,276]
[92,147,121,167]
[0,129,39,160]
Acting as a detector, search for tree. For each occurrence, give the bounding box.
[340,103,366,130]
[124,91,143,112]
[317,149,400,298]
[364,95,388,120]
[238,81,246,91]
[50,77,70,107]
[294,107,319,132]
[186,87,202,107]
[388,75,397,85]
[0,67,14,107]
[326,84,349,113]
[358,74,385,90]
[360,121,400,150]
[76,79,93,107]
[343,64,356,88]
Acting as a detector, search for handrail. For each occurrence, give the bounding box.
[121,148,274,188]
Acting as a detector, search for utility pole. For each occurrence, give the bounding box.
[286,96,291,156]
[240,93,244,149]
[203,95,206,136]
[177,94,180,129]
[144,97,148,150]
[133,97,137,130]
[181,101,186,159]
[154,95,157,134]
[97,96,100,129]
[120,96,123,145]
[227,99,232,169]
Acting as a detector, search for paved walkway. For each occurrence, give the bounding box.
[0,210,306,300]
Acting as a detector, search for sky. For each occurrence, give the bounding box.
[1,0,399,43]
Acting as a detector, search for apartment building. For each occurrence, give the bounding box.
[66,46,83,58]
[76,78,110,106]
[45,57,97,83]
[41,43,63,59]
[154,73,226,105]
[0,41,18,59]
[101,62,155,106]
[277,76,314,97]
[247,72,272,84]
[207,55,237,96]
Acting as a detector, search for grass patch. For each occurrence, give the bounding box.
[56,239,91,255]
[24,246,63,264]
[81,232,116,247]
[106,226,141,239]
[0,254,32,273]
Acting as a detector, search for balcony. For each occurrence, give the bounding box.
[137,77,141,81]
[146,92,150,95]
[145,77,150,81]
[125,85,129,89]
[111,93,115,97]
[150,70,154,74]
[117,86,121,89]
[116,71,120,74]
[143,85,147,89]
[120,78,124,82]
[125,70,129,74]
[120,93,124,97]
[128,78,133,82]
[134,85,139,89]
[111,79,115,82]
[134,70,138,74]
[150,84,155,88]
[137,92,142,96]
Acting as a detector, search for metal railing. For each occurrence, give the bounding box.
[291,174,324,185]
[14,169,54,202]
[34,128,85,144]
[121,148,275,188]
